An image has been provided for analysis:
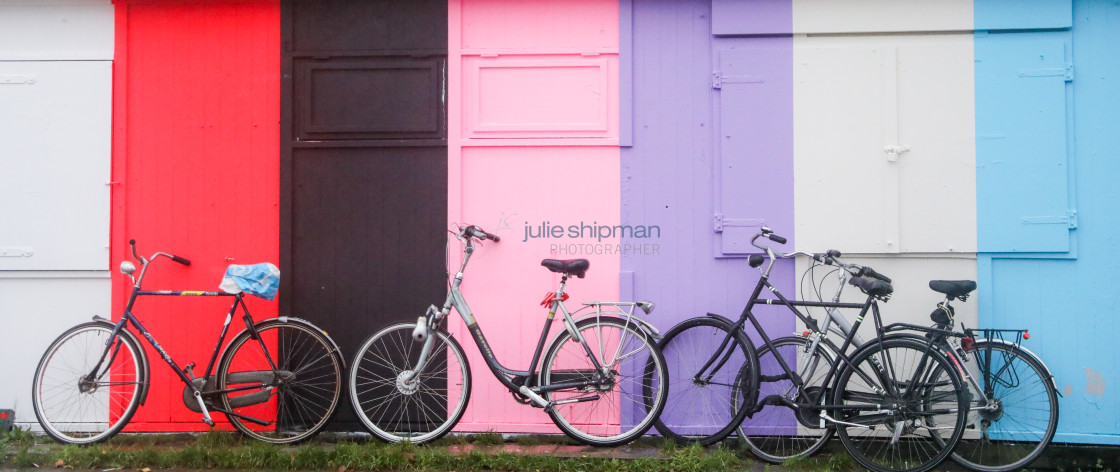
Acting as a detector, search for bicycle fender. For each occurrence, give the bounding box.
[974,338,1061,396]
[90,317,152,406]
[704,313,738,327]
[225,317,347,370]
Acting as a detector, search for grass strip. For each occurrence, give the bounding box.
[2,432,762,472]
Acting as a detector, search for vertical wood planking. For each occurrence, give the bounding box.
[449,0,621,432]
[112,0,280,430]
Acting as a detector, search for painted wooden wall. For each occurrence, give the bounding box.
[110,0,280,431]
[4,0,1119,445]
[448,0,621,433]
[0,0,114,429]
[977,0,1119,445]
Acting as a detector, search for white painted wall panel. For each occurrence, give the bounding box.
[0,61,112,270]
[0,276,111,428]
[794,256,978,343]
[793,0,972,34]
[794,35,976,254]
[0,0,113,61]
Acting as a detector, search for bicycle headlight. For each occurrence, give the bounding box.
[120,261,136,275]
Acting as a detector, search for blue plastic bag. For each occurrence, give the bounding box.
[219,263,281,301]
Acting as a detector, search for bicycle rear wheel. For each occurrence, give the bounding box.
[349,322,471,444]
[833,337,968,472]
[32,322,145,444]
[649,316,758,445]
[950,341,1059,472]
[735,335,835,463]
[218,319,342,444]
[541,316,667,446]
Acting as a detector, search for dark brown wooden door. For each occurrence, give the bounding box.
[280,0,448,430]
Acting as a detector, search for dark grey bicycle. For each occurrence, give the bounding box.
[31,240,344,445]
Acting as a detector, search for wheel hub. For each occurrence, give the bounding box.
[396,371,421,395]
[979,398,1004,422]
[78,376,98,394]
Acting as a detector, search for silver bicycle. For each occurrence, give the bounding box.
[347,224,668,446]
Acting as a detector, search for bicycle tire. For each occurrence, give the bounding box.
[541,316,667,446]
[218,319,343,444]
[948,341,1059,472]
[348,322,471,444]
[833,336,969,472]
[32,321,145,445]
[648,316,759,445]
[734,335,836,463]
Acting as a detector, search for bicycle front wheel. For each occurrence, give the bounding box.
[32,322,145,445]
[349,323,471,444]
[735,335,836,463]
[218,319,342,444]
[950,341,1059,472]
[833,337,969,472]
[541,317,667,447]
[648,316,758,445]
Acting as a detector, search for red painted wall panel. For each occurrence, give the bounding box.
[111,0,280,430]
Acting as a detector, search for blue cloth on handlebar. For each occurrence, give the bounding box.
[219,263,280,300]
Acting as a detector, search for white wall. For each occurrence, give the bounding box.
[0,0,113,429]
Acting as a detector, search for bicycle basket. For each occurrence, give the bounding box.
[219,263,280,300]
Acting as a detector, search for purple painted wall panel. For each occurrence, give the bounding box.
[622,0,794,431]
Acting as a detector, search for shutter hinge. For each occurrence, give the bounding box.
[714,214,765,233]
[712,72,721,90]
[1065,64,1074,82]
[712,72,765,90]
[713,213,724,232]
[1021,209,1077,229]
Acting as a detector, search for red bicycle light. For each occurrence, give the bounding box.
[961,337,975,351]
[802,331,811,337]
[0,411,7,419]
[1023,331,1030,340]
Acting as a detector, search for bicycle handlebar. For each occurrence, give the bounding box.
[751,230,892,283]
[128,239,191,266]
[459,224,500,243]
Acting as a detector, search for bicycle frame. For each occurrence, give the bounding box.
[404,233,650,410]
[87,269,276,427]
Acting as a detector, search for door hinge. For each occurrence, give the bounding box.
[712,72,766,90]
[1021,210,1077,229]
[714,214,765,233]
[1017,63,1073,82]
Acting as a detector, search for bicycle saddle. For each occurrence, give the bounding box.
[929,280,976,299]
[848,277,893,297]
[541,259,590,278]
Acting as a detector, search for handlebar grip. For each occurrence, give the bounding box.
[171,255,191,266]
[768,234,788,244]
[129,239,136,245]
[467,225,501,242]
[827,249,841,258]
[863,266,891,283]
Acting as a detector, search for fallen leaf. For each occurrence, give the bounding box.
[55,459,64,467]
[338,467,347,472]
[141,468,151,472]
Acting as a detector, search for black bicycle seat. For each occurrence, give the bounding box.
[849,277,893,298]
[929,280,976,299]
[541,259,590,278]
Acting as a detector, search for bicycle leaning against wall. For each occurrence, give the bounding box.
[647,227,970,472]
[31,240,345,445]
[347,224,668,446]
[735,252,1060,472]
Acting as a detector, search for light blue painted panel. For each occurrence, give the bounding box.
[980,0,1120,445]
[975,36,1072,253]
[975,0,1072,31]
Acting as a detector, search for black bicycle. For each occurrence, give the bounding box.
[31,240,344,445]
[734,254,1059,471]
[648,228,969,472]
